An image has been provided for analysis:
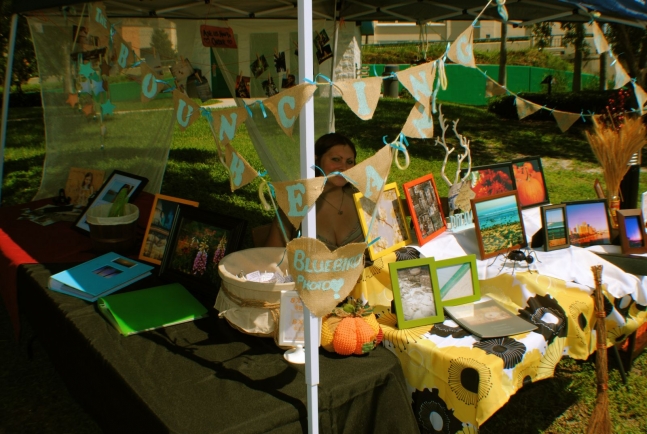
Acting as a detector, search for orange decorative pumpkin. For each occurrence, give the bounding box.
[514,164,545,206]
[320,298,382,355]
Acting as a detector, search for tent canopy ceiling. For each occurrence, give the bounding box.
[11,0,647,28]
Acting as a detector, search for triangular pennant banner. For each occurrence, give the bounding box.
[343,145,392,202]
[515,97,542,119]
[140,63,166,102]
[210,107,248,146]
[590,22,609,54]
[172,90,202,131]
[110,32,134,72]
[223,143,258,191]
[335,77,382,120]
[447,25,477,68]
[286,237,367,317]
[401,101,434,139]
[614,60,631,89]
[87,2,110,44]
[395,61,435,107]
[271,177,326,230]
[263,83,317,137]
[485,77,507,97]
[553,110,581,132]
[633,82,647,111]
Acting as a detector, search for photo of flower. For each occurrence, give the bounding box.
[464,163,516,199]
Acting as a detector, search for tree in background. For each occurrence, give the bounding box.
[605,24,647,88]
[531,22,553,50]
[561,22,589,92]
[0,2,37,92]
[150,28,176,62]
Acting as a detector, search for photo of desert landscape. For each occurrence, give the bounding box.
[474,194,525,256]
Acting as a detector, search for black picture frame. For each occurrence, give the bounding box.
[73,170,148,233]
[563,199,612,247]
[511,156,550,209]
[540,204,570,251]
[160,205,246,305]
[461,162,516,200]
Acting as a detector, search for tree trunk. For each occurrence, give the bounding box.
[599,51,607,91]
[498,21,507,86]
[573,24,583,92]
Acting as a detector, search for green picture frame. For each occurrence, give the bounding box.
[432,254,481,307]
[389,257,444,329]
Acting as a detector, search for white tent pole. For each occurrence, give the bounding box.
[327,0,340,133]
[298,1,319,433]
[0,13,19,206]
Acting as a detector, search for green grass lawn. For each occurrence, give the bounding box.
[2,98,647,433]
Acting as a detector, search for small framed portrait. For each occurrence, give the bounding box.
[432,254,480,307]
[73,170,148,233]
[617,209,647,254]
[403,173,446,246]
[139,194,199,265]
[160,206,246,304]
[235,73,251,98]
[353,182,412,261]
[511,157,550,209]
[471,191,527,260]
[250,54,269,79]
[389,258,444,329]
[563,199,612,247]
[461,162,516,200]
[540,204,570,251]
[64,167,105,208]
[261,75,279,97]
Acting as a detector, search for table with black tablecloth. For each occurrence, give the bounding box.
[16,262,418,434]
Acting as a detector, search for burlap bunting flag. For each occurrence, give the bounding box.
[515,97,541,119]
[223,142,258,191]
[614,61,631,89]
[395,61,435,106]
[447,25,477,68]
[87,2,110,44]
[553,110,581,132]
[286,237,367,317]
[632,82,647,111]
[485,77,507,97]
[271,177,326,229]
[590,22,609,54]
[172,90,202,131]
[343,145,392,202]
[210,107,248,145]
[401,101,434,139]
[110,32,134,71]
[335,77,382,120]
[263,83,317,137]
[140,63,166,102]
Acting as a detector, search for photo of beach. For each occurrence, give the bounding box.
[545,207,567,247]
[624,216,644,248]
[473,193,525,257]
[565,201,611,247]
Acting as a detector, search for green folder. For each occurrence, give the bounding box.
[98,283,208,336]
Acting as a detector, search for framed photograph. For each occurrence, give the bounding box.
[540,204,570,251]
[511,157,550,208]
[64,167,105,208]
[160,206,246,304]
[461,162,516,200]
[471,191,527,260]
[563,199,612,247]
[138,194,199,265]
[73,170,148,233]
[617,209,647,254]
[403,173,446,246]
[388,258,444,329]
[432,254,480,307]
[353,182,412,261]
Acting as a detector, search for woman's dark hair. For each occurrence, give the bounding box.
[314,133,356,160]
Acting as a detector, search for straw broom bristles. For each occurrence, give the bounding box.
[585,115,647,198]
[586,265,611,434]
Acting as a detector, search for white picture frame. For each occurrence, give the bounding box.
[278,290,321,347]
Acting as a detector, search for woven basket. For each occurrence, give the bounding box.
[215,247,295,340]
[86,203,139,254]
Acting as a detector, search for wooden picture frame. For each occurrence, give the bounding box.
[73,170,148,233]
[353,182,412,261]
[388,258,444,329]
[432,254,480,307]
[403,173,446,246]
[594,179,605,199]
[617,209,647,254]
[563,199,612,248]
[160,206,246,304]
[471,191,527,260]
[511,156,550,209]
[461,162,516,200]
[540,204,570,251]
[64,167,105,208]
[138,194,199,265]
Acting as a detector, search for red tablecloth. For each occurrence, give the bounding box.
[0,193,153,338]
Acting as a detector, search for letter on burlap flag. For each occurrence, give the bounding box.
[172,90,202,131]
[210,107,248,145]
[590,22,609,54]
[287,238,366,317]
[614,61,631,89]
[271,177,326,229]
[395,61,435,106]
[264,83,317,137]
[110,32,134,71]
[485,77,507,97]
[447,26,477,68]
[223,143,258,191]
[140,63,166,102]
[401,101,434,139]
[343,145,392,202]
[88,2,110,43]
[515,97,541,119]
[553,110,581,132]
[335,77,382,120]
[633,82,647,112]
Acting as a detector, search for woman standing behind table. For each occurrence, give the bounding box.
[264,132,364,249]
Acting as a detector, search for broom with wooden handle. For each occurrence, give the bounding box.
[587,265,611,434]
